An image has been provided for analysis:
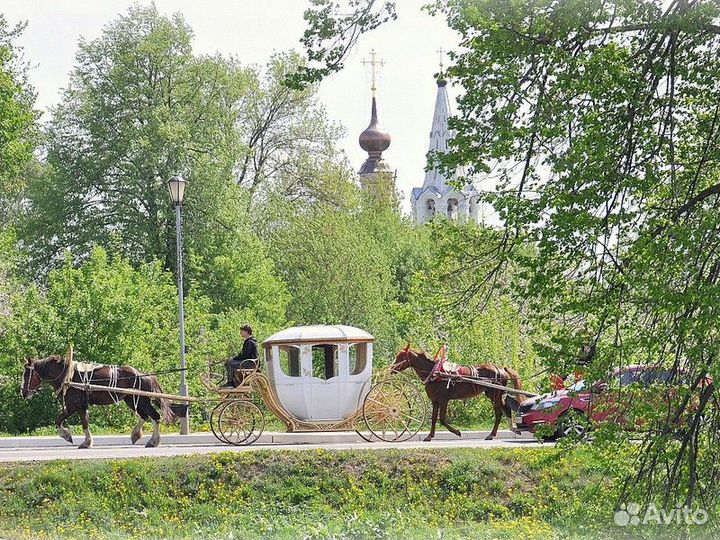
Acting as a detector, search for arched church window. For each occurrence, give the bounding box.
[426,199,436,220]
[447,198,459,220]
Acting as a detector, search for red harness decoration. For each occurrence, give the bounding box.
[424,345,448,382]
[424,345,480,383]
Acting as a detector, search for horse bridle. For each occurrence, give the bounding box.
[391,344,413,373]
[22,359,68,398]
[22,363,41,398]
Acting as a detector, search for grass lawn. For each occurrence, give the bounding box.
[0,444,715,539]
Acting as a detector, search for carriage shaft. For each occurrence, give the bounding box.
[65,382,221,403]
[435,374,539,397]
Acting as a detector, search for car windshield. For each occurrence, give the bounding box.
[618,370,641,386]
[566,380,586,392]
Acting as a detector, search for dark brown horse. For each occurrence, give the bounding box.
[391,346,523,441]
[21,355,173,448]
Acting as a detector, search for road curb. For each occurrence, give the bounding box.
[0,429,532,448]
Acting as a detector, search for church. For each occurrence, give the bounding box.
[356,53,481,225]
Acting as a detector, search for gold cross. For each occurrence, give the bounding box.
[361,49,385,96]
[436,47,446,73]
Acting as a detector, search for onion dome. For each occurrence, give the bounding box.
[359,97,391,156]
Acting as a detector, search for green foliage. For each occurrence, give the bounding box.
[0,228,58,432]
[0,248,181,429]
[0,446,658,540]
[11,248,177,364]
[0,240,289,432]
[266,204,397,354]
[395,219,541,425]
[0,16,38,219]
[20,4,246,274]
[186,184,289,323]
[260,175,438,362]
[423,0,720,507]
[287,0,397,89]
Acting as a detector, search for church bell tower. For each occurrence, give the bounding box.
[357,50,397,202]
[410,48,480,225]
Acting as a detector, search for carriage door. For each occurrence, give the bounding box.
[309,344,341,420]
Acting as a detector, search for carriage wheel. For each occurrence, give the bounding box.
[218,400,265,446]
[362,379,426,442]
[210,402,231,444]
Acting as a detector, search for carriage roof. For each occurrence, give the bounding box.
[262,325,374,346]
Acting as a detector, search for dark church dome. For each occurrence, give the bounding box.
[359,97,391,155]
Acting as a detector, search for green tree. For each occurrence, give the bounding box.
[185,179,290,322]
[0,16,38,219]
[0,247,183,431]
[237,53,345,200]
[6,248,177,366]
[427,0,720,508]
[265,201,397,357]
[296,0,720,507]
[21,5,245,274]
[0,242,287,433]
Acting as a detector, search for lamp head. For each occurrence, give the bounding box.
[167,175,187,205]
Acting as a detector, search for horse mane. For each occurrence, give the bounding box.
[415,348,451,363]
[407,348,436,367]
[33,355,65,376]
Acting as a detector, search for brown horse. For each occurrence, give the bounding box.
[391,346,523,441]
[21,355,173,448]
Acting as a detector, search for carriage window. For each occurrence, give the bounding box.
[278,345,300,377]
[311,344,338,380]
[348,343,368,375]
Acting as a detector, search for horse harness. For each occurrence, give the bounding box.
[397,347,507,389]
[21,362,42,397]
[422,354,510,391]
[53,356,144,411]
[74,363,145,410]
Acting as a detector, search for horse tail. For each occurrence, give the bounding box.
[504,367,523,390]
[148,375,175,424]
[503,367,522,414]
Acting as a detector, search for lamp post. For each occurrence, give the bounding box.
[168,175,190,435]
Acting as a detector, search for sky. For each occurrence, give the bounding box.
[1,0,464,213]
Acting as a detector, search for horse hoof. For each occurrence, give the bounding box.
[130,433,142,445]
[423,436,433,442]
[145,440,159,448]
[484,434,495,441]
[78,442,92,449]
[453,431,462,438]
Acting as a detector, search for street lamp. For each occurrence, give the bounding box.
[168,175,190,435]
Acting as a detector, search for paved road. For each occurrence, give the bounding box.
[0,430,550,462]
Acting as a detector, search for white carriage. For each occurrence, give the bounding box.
[208,324,427,445]
[263,325,373,422]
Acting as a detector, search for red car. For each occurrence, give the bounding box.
[515,365,710,439]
